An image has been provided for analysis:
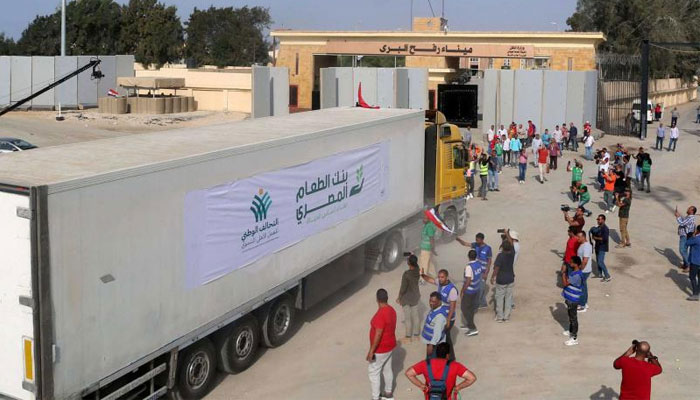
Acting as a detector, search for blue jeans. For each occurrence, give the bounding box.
[497,155,504,171]
[596,250,610,278]
[488,169,498,189]
[655,136,664,149]
[579,272,591,307]
[518,163,527,181]
[679,235,690,267]
[635,165,642,183]
[578,198,590,213]
[690,264,700,296]
[569,136,578,151]
[585,146,592,160]
[668,138,677,151]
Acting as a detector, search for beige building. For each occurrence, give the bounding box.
[271,18,605,110]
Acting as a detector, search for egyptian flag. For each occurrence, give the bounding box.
[107,88,119,97]
[424,208,454,233]
[357,83,379,109]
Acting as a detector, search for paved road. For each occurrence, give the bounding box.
[206,101,700,399]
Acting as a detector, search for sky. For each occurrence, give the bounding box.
[3,0,579,40]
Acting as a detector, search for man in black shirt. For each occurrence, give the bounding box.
[491,241,515,322]
[591,214,611,281]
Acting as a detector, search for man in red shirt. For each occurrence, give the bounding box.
[561,226,581,274]
[613,341,662,400]
[405,343,477,400]
[367,288,397,400]
[537,144,549,184]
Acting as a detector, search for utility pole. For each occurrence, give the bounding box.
[57,0,66,121]
[639,39,649,139]
[410,0,413,30]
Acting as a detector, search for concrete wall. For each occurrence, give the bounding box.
[135,64,253,113]
[482,69,598,134]
[0,55,135,109]
[321,67,428,110]
[251,66,289,118]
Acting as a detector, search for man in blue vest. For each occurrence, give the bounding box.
[421,269,459,360]
[562,256,584,346]
[421,292,449,357]
[460,250,483,337]
[457,233,492,309]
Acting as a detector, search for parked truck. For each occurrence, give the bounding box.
[0,107,467,400]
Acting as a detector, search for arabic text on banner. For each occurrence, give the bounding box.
[184,141,390,288]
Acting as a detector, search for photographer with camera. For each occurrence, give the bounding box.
[613,340,662,400]
[563,206,586,235]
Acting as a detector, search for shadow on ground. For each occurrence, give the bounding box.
[589,385,620,400]
[549,302,569,330]
[654,246,681,267]
[645,185,686,214]
[665,268,691,296]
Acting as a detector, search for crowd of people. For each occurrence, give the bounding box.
[364,111,700,399]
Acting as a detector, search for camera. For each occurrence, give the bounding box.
[497,228,506,233]
[561,205,571,212]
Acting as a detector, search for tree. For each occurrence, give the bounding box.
[16,0,122,56]
[568,0,700,79]
[185,6,271,67]
[119,0,184,68]
[0,33,17,55]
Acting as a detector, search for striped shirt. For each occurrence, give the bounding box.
[677,215,696,236]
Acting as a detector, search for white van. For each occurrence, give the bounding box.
[632,100,654,123]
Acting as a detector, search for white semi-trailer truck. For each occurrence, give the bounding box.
[0,108,467,400]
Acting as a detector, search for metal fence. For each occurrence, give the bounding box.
[596,54,641,136]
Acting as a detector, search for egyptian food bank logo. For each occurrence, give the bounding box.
[250,188,272,222]
[295,165,365,223]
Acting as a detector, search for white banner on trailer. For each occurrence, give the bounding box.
[184,141,390,287]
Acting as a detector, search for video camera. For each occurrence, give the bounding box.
[561,205,571,212]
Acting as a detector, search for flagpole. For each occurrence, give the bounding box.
[57,0,66,121]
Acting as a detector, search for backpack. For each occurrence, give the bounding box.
[642,159,651,173]
[427,358,452,400]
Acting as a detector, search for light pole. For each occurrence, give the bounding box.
[57,0,66,121]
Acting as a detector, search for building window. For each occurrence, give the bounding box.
[429,90,436,110]
[567,57,574,71]
[289,85,298,107]
[295,53,299,76]
[534,57,550,70]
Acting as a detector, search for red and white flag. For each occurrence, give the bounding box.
[424,208,454,233]
[107,89,119,97]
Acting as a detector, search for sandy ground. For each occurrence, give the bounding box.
[202,102,700,400]
[0,109,248,147]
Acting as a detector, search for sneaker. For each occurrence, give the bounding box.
[562,330,571,337]
[564,338,579,346]
[496,318,504,323]
[459,325,470,331]
[466,329,479,336]
[686,295,699,301]
[577,305,589,312]
[380,394,394,400]
[494,188,500,191]
[611,205,617,212]
[603,277,612,282]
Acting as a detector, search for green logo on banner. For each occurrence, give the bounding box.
[250,188,272,222]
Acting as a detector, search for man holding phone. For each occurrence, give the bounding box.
[613,340,662,400]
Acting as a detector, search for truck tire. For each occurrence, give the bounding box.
[381,232,403,270]
[216,315,260,373]
[176,338,217,399]
[441,208,458,242]
[262,295,296,348]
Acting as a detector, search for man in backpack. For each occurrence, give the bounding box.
[421,269,459,360]
[405,343,477,400]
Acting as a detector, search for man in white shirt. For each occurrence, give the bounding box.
[553,125,563,148]
[497,125,508,142]
[502,135,511,167]
[576,231,593,312]
[486,125,495,145]
[597,149,610,191]
[668,124,679,152]
[531,134,542,167]
[584,134,595,160]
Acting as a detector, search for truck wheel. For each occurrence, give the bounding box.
[216,315,260,373]
[176,339,217,399]
[262,295,296,348]
[381,232,403,270]
[441,208,458,242]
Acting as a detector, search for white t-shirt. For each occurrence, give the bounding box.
[670,127,679,139]
[487,129,495,142]
[599,160,610,172]
[585,135,595,147]
[464,264,474,279]
[553,130,563,142]
[531,138,542,152]
[498,129,508,139]
[577,242,593,273]
[513,241,520,267]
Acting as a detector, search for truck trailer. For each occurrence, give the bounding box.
[0,107,467,400]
